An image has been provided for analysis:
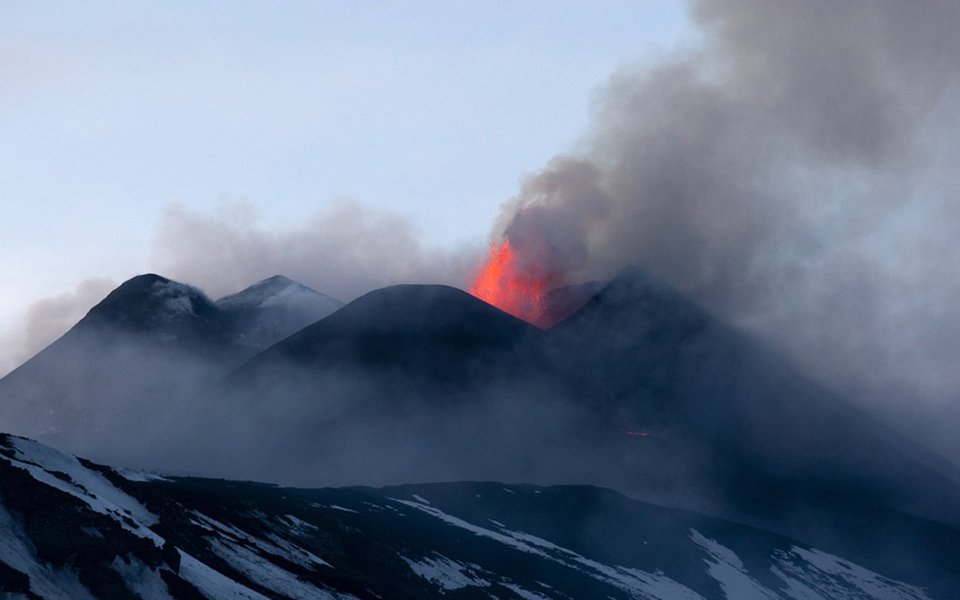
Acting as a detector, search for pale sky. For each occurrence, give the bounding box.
[1,1,692,370]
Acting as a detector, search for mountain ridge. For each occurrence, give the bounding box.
[1,432,954,600]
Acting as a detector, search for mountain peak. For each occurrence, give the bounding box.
[216,275,338,310]
[554,265,710,339]
[235,283,538,382]
[78,274,224,340]
[313,284,534,338]
[215,275,343,348]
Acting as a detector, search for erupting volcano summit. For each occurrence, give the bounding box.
[469,240,551,327]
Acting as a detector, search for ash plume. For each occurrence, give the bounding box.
[489,1,960,461]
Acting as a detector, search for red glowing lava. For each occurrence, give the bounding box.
[469,240,550,326]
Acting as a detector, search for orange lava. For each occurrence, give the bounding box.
[469,240,549,326]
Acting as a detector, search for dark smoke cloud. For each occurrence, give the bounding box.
[153,200,478,302]
[493,1,960,460]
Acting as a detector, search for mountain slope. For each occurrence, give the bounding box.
[542,267,960,530]
[1,433,954,600]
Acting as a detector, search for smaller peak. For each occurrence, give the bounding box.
[230,274,305,296]
[262,274,296,285]
[596,266,688,303]
[216,275,339,312]
[609,265,665,288]
[255,275,316,294]
[317,283,534,337]
[550,264,712,337]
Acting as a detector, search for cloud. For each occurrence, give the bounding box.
[0,278,115,377]
[151,200,479,302]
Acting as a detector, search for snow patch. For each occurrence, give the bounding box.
[114,466,170,482]
[690,529,779,600]
[112,557,176,600]
[401,553,490,591]
[773,546,933,600]
[393,498,702,599]
[191,511,332,569]
[501,582,552,599]
[178,551,271,600]
[0,503,98,600]
[208,537,340,599]
[2,436,160,542]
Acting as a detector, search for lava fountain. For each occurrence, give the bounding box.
[469,239,551,327]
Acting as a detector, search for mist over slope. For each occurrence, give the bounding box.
[0,273,340,464]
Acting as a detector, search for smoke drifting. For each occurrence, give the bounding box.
[486,1,960,459]
[0,278,116,376]
[153,200,477,302]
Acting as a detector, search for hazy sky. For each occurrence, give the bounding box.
[1,1,692,373]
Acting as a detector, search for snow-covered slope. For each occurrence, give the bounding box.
[216,275,343,348]
[0,434,955,599]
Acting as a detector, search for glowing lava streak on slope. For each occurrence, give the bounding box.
[469,240,550,327]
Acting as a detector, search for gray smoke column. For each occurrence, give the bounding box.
[490,1,960,458]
